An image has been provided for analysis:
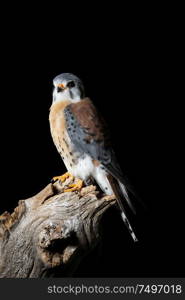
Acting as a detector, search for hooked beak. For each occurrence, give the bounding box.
[58,83,65,89]
[57,83,67,93]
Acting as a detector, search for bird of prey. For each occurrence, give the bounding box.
[49,73,137,241]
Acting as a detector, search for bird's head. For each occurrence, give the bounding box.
[52,73,85,103]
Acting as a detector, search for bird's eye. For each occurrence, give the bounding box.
[57,86,62,93]
[67,81,75,88]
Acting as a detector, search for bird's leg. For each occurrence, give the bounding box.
[64,179,83,192]
[52,172,74,183]
[84,176,95,186]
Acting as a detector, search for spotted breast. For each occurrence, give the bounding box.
[49,100,76,172]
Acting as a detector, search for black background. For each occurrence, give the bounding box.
[0,7,183,278]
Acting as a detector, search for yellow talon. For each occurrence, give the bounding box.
[64,179,83,192]
[52,172,74,183]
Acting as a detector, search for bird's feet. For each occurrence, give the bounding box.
[64,179,83,193]
[52,172,74,183]
[52,173,83,193]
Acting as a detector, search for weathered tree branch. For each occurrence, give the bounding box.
[0,177,116,278]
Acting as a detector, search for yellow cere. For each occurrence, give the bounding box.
[57,83,65,89]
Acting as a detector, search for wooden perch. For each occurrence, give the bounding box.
[0,177,116,278]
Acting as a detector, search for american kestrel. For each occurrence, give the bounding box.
[49,73,137,241]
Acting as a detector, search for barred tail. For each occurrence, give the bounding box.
[107,175,138,242]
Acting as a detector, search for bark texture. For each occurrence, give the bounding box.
[0,177,116,278]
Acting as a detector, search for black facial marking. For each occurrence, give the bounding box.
[69,90,73,99]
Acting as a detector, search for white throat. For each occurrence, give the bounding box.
[53,88,81,103]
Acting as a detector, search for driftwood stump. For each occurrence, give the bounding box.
[0,176,116,278]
